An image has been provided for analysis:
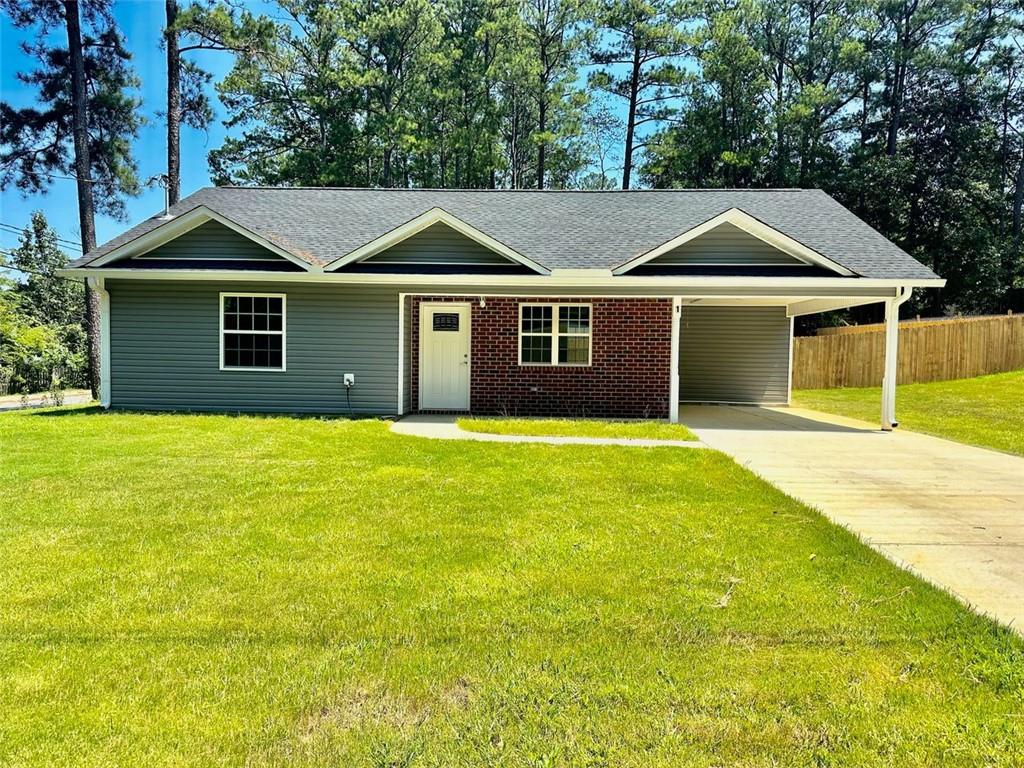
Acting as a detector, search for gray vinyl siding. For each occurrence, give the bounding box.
[130,221,287,263]
[108,280,400,414]
[365,222,511,265]
[655,223,803,266]
[679,306,791,404]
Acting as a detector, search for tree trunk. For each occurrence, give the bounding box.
[64,0,100,400]
[1012,147,1023,258]
[885,66,903,156]
[383,147,393,187]
[537,93,546,190]
[775,58,785,185]
[165,0,181,206]
[621,44,641,189]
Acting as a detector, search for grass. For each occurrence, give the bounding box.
[1,408,1022,767]
[456,417,697,441]
[794,369,1024,456]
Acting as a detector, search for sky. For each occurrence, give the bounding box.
[0,1,256,262]
[0,1,621,266]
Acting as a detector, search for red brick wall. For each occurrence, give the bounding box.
[411,296,672,418]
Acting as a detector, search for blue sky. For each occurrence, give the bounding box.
[1,1,248,261]
[1,2,623,264]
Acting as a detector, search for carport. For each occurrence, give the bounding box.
[667,288,912,430]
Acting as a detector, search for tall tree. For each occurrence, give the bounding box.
[8,212,85,329]
[643,5,771,187]
[166,0,183,206]
[170,1,270,191]
[0,0,142,398]
[523,0,590,188]
[1,212,87,393]
[589,0,687,188]
[347,0,444,187]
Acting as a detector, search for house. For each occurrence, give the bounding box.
[63,188,943,429]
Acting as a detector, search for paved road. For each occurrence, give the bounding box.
[681,405,1024,632]
[0,391,93,412]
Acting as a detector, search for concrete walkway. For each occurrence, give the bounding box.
[682,405,1024,631]
[391,414,707,448]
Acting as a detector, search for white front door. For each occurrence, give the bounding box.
[419,303,471,410]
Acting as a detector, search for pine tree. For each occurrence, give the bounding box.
[0,0,142,398]
[589,0,687,188]
[9,212,84,329]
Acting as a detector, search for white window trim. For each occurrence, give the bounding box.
[518,302,593,367]
[219,292,287,372]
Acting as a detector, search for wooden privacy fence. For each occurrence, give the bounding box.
[792,313,1024,389]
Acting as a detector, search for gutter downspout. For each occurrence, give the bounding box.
[87,276,111,408]
[881,286,912,431]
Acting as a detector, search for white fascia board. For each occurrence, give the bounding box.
[613,208,855,277]
[84,206,318,272]
[56,267,945,291]
[786,296,887,316]
[322,207,550,275]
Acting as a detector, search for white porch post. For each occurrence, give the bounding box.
[669,297,681,423]
[87,276,111,409]
[880,287,911,431]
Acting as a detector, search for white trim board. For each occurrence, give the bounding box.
[669,298,681,423]
[614,208,855,277]
[58,267,943,290]
[397,293,407,415]
[323,207,550,275]
[86,206,317,272]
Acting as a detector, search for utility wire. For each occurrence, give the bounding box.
[0,250,81,281]
[0,223,83,250]
[0,221,82,245]
[0,166,99,184]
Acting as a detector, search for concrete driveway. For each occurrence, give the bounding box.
[681,405,1024,632]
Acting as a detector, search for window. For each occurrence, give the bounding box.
[432,312,460,331]
[519,303,591,366]
[220,293,286,370]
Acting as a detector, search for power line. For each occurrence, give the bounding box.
[0,222,83,250]
[0,221,82,245]
[0,166,99,184]
[0,250,81,281]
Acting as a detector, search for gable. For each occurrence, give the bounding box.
[649,222,806,267]
[127,220,299,269]
[360,222,514,266]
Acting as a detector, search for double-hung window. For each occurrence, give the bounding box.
[220,293,286,370]
[519,303,591,366]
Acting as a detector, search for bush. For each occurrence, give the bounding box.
[0,293,87,396]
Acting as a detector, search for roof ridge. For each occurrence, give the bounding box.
[212,185,819,193]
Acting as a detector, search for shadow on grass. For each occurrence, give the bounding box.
[29,405,108,418]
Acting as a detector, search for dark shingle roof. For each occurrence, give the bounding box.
[73,187,940,280]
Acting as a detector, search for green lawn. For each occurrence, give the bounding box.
[1,409,1022,767]
[795,369,1024,456]
[457,417,697,441]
